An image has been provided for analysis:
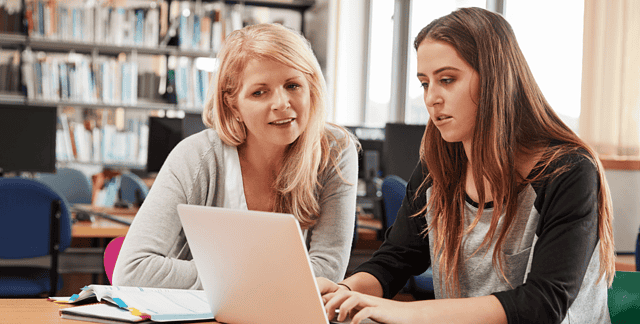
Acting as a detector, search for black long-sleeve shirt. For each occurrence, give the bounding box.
[354,151,610,324]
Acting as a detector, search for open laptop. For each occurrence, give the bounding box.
[177,204,376,324]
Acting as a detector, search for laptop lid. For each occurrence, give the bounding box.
[176,204,332,324]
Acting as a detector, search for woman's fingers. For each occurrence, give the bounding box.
[324,290,380,323]
[337,293,371,322]
[316,277,339,295]
[350,306,375,324]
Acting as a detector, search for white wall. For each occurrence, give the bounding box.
[605,169,640,253]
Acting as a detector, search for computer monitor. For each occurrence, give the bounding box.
[383,123,426,182]
[0,105,57,174]
[146,117,183,173]
[182,112,207,139]
[345,126,385,180]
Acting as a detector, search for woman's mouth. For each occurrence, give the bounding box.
[269,118,295,125]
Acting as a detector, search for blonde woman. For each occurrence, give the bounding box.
[113,23,358,288]
[320,7,614,324]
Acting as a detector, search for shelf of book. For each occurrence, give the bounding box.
[0,33,27,47]
[0,93,25,104]
[1,0,316,173]
[23,37,214,57]
[26,98,179,111]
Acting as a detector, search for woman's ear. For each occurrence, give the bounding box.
[224,93,242,122]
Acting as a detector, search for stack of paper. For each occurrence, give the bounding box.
[51,285,214,323]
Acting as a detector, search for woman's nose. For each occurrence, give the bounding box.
[271,88,291,111]
[424,87,441,108]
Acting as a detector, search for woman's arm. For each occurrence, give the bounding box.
[352,162,432,298]
[112,131,222,289]
[323,286,506,324]
[308,133,359,282]
[493,154,604,323]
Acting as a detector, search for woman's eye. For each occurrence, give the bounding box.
[440,78,454,85]
[420,82,429,89]
[287,83,301,90]
[252,90,265,97]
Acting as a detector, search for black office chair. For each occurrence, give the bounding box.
[0,178,73,297]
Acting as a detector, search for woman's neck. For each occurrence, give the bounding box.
[237,141,286,175]
[463,145,543,204]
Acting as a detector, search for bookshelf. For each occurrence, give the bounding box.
[0,0,316,171]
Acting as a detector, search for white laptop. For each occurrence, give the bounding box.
[176,204,376,324]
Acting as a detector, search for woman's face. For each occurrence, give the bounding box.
[416,39,480,148]
[234,58,311,150]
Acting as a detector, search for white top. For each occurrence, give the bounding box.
[222,144,247,210]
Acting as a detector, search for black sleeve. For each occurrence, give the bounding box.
[352,162,432,299]
[493,154,601,324]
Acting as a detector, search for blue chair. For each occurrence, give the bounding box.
[0,178,73,297]
[381,175,434,299]
[119,172,149,207]
[36,167,93,205]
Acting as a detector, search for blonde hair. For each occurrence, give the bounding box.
[203,23,354,228]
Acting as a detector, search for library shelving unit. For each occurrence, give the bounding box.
[0,0,315,171]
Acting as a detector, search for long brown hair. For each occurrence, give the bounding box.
[202,23,355,228]
[413,7,614,296]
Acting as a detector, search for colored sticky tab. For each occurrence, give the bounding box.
[128,307,142,316]
[69,294,80,302]
[112,298,128,308]
[80,286,90,291]
[50,298,69,304]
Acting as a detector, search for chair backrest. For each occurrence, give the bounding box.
[381,175,408,231]
[636,226,639,272]
[36,167,93,205]
[609,271,640,322]
[0,178,72,258]
[0,178,72,296]
[119,172,149,206]
[104,236,125,284]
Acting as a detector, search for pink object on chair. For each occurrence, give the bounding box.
[104,236,125,284]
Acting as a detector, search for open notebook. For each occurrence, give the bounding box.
[177,204,376,324]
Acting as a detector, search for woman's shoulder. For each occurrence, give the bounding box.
[529,144,599,195]
[537,144,598,178]
[323,123,358,153]
[324,123,355,141]
[164,128,225,170]
[174,128,223,154]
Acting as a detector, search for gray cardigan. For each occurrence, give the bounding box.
[112,126,358,288]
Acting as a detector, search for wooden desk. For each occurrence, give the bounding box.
[72,205,137,238]
[0,299,219,323]
[72,217,131,238]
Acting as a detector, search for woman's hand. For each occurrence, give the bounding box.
[323,289,420,324]
[316,277,342,295]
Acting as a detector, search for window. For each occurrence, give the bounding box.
[505,0,584,131]
[364,0,395,127]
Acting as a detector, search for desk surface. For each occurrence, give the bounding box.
[71,205,137,238]
[71,205,383,242]
[0,299,219,323]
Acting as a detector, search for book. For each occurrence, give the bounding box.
[52,285,213,323]
[60,303,147,323]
